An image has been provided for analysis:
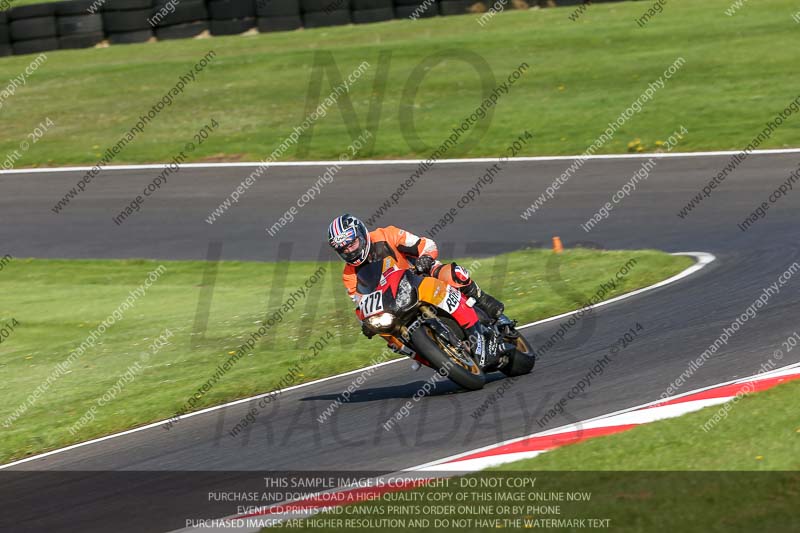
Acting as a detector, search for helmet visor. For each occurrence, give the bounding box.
[341,237,361,254]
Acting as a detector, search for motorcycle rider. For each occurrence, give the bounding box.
[327,213,512,367]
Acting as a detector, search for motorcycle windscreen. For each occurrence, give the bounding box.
[355,260,384,295]
[355,256,400,294]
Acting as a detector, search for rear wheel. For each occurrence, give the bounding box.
[500,332,536,377]
[411,322,485,390]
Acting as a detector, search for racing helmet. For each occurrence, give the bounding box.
[327,214,371,266]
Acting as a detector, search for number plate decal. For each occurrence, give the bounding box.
[358,291,384,317]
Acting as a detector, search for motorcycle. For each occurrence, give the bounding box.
[356,256,535,390]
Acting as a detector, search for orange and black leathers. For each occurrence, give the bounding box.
[342,226,439,303]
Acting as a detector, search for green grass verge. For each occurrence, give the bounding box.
[1,0,798,166]
[0,248,690,463]
[495,381,800,471]
[283,381,800,533]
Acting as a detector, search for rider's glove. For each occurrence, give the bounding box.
[415,255,435,275]
[361,321,375,339]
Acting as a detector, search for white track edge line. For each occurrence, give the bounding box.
[514,251,715,330]
[0,252,714,470]
[2,148,800,175]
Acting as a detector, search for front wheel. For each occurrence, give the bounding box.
[410,324,485,390]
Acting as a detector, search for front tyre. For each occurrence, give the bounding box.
[411,324,485,390]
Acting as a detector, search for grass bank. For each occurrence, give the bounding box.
[0,0,798,166]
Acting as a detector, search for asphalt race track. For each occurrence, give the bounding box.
[1,152,799,532]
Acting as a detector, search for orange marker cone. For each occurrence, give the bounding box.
[552,236,563,253]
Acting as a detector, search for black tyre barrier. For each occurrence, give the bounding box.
[9,4,57,20]
[12,36,59,54]
[59,30,104,47]
[55,0,101,16]
[302,9,349,27]
[351,0,390,9]
[255,0,299,16]
[102,9,151,31]
[351,6,393,23]
[0,0,626,59]
[208,0,255,20]
[438,0,473,14]
[57,14,104,35]
[10,16,57,41]
[154,20,208,38]
[256,14,301,31]
[150,0,208,26]
[210,16,255,34]
[107,28,153,42]
[395,3,436,17]
[300,0,344,13]
[104,0,154,10]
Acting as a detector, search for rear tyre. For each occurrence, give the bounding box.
[438,0,473,14]
[500,333,535,377]
[411,323,485,390]
[103,10,152,32]
[10,4,57,20]
[302,9,350,27]
[351,7,393,23]
[12,37,59,54]
[155,20,208,39]
[210,17,255,34]
[256,15,301,31]
[10,17,57,41]
[59,31,104,48]
[104,0,154,9]
[57,14,103,36]
[108,29,153,43]
[208,0,256,19]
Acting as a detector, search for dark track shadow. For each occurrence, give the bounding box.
[299,372,506,403]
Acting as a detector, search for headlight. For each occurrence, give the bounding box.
[395,277,415,309]
[367,313,396,329]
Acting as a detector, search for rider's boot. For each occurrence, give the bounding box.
[461,280,504,320]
